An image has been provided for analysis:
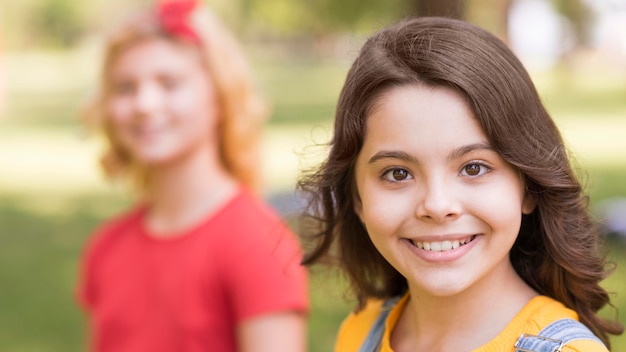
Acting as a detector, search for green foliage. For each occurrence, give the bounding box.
[0,0,600,51]
[244,0,408,36]
[302,0,409,34]
[0,0,149,49]
[30,0,84,47]
[0,0,86,48]
[551,0,592,45]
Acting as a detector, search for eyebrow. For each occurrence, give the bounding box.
[449,142,495,160]
[367,142,495,164]
[368,150,416,164]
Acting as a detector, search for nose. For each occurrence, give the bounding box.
[133,82,161,114]
[415,177,461,222]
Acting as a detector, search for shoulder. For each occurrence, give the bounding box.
[539,317,608,352]
[76,206,145,308]
[335,299,386,352]
[562,339,609,352]
[82,206,145,258]
[482,296,606,351]
[220,188,284,227]
[216,189,297,248]
[522,295,579,329]
[213,188,305,284]
[214,191,309,321]
[518,319,608,352]
[515,296,608,352]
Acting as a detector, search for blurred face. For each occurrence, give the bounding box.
[106,38,218,166]
[353,85,535,298]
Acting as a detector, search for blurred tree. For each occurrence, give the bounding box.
[305,0,408,33]
[0,0,593,55]
[244,0,408,36]
[465,0,513,43]
[551,0,591,47]
[412,0,465,18]
[30,0,85,47]
[0,0,150,49]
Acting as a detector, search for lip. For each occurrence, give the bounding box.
[134,124,165,134]
[131,125,168,141]
[402,234,481,263]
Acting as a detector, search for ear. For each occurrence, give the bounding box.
[521,193,536,215]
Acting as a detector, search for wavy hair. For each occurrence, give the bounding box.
[297,17,623,346]
[84,4,268,192]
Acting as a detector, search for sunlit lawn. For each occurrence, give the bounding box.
[1,49,625,351]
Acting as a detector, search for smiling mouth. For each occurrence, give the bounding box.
[409,235,477,252]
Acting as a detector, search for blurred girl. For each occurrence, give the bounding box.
[77,1,308,351]
[298,17,623,351]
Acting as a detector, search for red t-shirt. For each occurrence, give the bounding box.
[77,189,309,352]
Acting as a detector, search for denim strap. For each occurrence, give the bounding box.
[514,318,605,352]
[360,303,604,352]
[358,297,400,352]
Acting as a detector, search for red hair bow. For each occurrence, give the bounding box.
[156,0,201,44]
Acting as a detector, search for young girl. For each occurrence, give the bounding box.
[77,1,308,351]
[298,17,623,351]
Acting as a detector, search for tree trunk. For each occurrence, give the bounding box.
[413,0,465,19]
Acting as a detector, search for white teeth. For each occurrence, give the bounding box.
[411,236,474,252]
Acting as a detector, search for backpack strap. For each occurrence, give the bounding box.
[514,318,605,352]
[358,297,401,352]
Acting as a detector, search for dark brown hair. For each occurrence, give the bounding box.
[298,17,623,346]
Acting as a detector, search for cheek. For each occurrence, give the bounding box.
[107,98,133,124]
[170,89,218,127]
[471,183,525,234]
[360,185,413,237]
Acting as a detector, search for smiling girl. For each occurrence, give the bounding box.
[298,17,623,351]
[77,1,308,351]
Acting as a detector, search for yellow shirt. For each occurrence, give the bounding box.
[335,294,608,352]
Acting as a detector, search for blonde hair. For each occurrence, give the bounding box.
[85,4,268,193]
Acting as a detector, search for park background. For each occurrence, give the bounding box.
[0,0,625,350]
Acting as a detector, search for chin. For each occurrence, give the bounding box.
[133,151,179,166]
[419,284,465,297]
[411,276,472,298]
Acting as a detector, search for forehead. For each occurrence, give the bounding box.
[107,37,202,76]
[368,84,473,123]
[361,84,488,152]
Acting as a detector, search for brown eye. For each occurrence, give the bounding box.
[160,76,181,90]
[462,162,490,177]
[111,80,136,96]
[382,168,413,182]
[465,164,480,176]
[397,169,412,180]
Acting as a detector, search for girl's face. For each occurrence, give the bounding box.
[106,38,219,166]
[354,85,535,299]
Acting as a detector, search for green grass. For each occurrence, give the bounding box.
[0,203,91,352]
[1,49,625,351]
[601,239,626,350]
[0,195,354,352]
